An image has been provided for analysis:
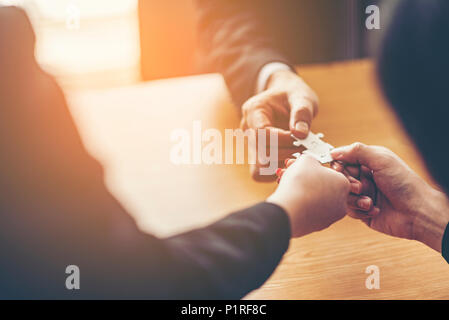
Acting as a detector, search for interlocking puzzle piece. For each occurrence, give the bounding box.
[291,132,334,164]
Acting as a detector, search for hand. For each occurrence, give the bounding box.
[267,155,350,238]
[331,143,449,252]
[240,69,318,181]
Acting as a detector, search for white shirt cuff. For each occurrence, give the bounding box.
[256,62,294,93]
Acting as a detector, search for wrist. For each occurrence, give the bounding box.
[266,191,308,238]
[266,69,300,89]
[413,186,449,252]
[257,62,294,93]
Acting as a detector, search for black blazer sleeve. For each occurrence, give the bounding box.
[0,6,291,299]
[161,202,291,299]
[442,223,449,264]
[195,0,293,109]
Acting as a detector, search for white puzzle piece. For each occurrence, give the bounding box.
[291,132,334,164]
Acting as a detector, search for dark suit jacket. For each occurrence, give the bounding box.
[196,0,389,108]
[0,7,290,299]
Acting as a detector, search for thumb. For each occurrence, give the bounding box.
[331,143,385,171]
[288,94,315,138]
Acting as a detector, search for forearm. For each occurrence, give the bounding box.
[413,186,449,254]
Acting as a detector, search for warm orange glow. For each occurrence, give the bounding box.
[5,0,141,90]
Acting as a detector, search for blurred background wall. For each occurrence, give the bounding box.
[138,0,197,81]
[1,0,198,90]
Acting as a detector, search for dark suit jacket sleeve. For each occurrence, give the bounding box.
[195,0,294,108]
[442,223,449,264]
[162,201,290,299]
[70,184,291,300]
[1,69,290,300]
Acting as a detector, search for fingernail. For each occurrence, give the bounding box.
[332,161,343,172]
[279,169,285,179]
[276,168,282,176]
[357,198,371,210]
[295,121,309,133]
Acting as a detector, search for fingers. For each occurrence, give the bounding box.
[331,161,362,194]
[348,206,380,221]
[359,171,376,198]
[347,197,380,230]
[331,142,370,166]
[295,153,321,167]
[345,165,361,179]
[266,127,296,146]
[331,160,344,173]
[289,95,315,138]
[285,158,295,168]
[348,194,373,211]
[278,154,321,179]
[347,176,362,194]
[283,154,321,168]
[275,155,320,183]
[282,156,361,194]
[242,109,295,147]
[331,142,386,171]
[252,108,272,129]
[252,149,297,182]
[347,184,380,220]
[275,167,285,184]
[331,161,360,177]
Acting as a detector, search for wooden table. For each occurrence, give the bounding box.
[67,60,449,299]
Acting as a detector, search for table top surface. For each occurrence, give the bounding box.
[67,60,449,299]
